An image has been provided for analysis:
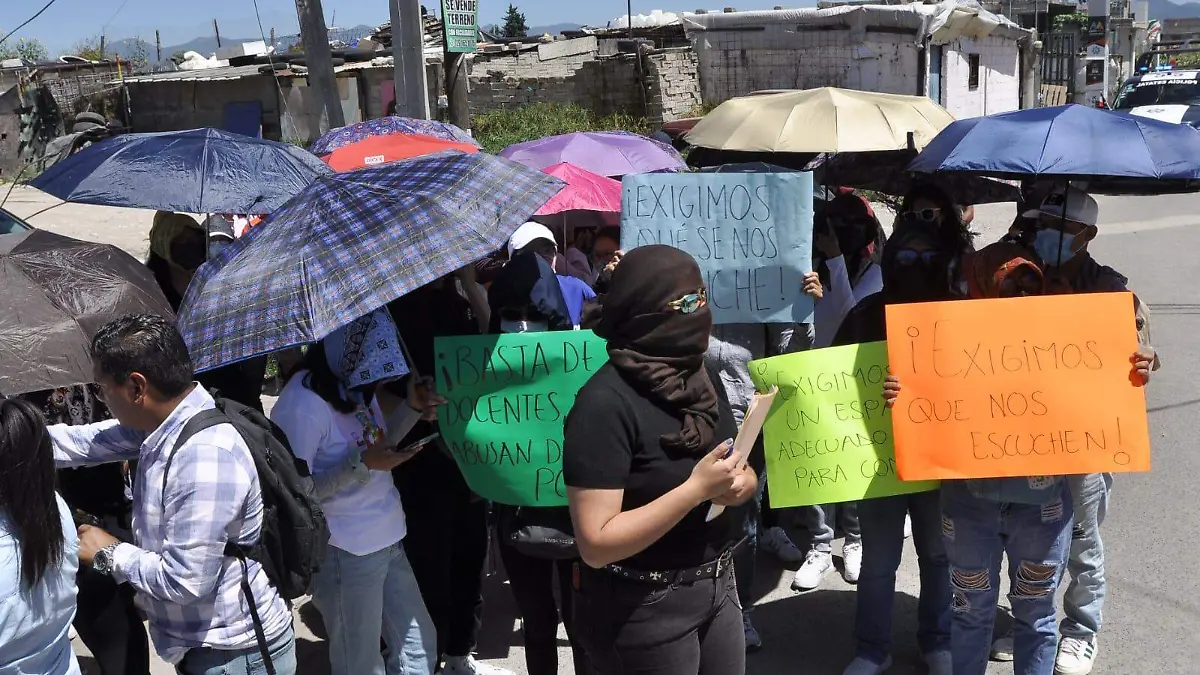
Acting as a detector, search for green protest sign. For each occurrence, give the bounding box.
[435,331,608,506]
[748,341,938,507]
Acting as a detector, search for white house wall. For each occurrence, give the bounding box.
[939,35,1021,118]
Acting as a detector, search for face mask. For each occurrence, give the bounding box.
[500,320,548,334]
[1032,229,1078,266]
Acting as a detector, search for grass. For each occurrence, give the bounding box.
[473,102,653,154]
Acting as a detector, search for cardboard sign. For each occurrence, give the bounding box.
[884,293,1151,481]
[435,331,608,506]
[620,172,815,324]
[749,342,939,507]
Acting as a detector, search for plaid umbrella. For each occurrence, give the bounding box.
[309,116,480,155]
[176,150,564,372]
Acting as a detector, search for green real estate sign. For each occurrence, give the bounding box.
[435,331,609,506]
[441,0,479,53]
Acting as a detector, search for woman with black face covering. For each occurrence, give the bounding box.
[145,211,268,411]
[832,189,972,675]
[565,245,757,674]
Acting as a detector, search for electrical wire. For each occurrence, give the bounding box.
[0,0,61,47]
[251,0,292,125]
[101,0,135,35]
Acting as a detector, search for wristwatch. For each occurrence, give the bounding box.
[92,542,121,577]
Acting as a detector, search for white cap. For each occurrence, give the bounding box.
[1022,185,1098,228]
[507,221,557,257]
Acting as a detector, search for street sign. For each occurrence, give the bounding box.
[441,0,479,53]
[1087,43,1106,59]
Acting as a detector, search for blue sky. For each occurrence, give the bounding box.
[3,0,795,53]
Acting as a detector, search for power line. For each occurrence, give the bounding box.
[0,0,61,47]
[101,0,135,34]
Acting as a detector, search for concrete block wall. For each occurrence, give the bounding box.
[127,77,281,138]
[940,35,1021,118]
[646,48,702,123]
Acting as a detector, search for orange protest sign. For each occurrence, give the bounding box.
[884,292,1150,481]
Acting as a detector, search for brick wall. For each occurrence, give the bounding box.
[646,48,702,123]
[127,77,281,137]
[940,35,1021,117]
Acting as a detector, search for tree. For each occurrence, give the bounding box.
[69,36,105,61]
[0,37,48,62]
[501,4,528,40]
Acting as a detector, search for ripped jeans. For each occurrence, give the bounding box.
[941,481,1073,675]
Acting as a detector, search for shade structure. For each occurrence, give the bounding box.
[0,229,174,394]
[29,127,331,214]
[321,133,480,172]
[176,150,565,372]
[309,116,479,155]
[499,131,686,177]
[685,87,957,154]
[907,104,1200,193]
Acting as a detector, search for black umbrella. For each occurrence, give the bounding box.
[0,229,174,395]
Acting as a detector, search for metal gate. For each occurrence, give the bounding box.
[1041,30,1077,102]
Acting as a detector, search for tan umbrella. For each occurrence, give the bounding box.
[685,87,957,154]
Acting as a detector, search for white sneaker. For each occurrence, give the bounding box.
[841,540,862,584]
[991,631,1014,662]
[1055,636,1098,675]
[903,514,912,539]
[791,549,833,591]
[842,655,892,675]
[443,655,517,675]
[760,526,805,563]
[743,612,763,652]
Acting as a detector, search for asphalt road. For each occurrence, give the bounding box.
[5,186,1197,675]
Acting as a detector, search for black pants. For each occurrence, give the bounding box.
[571,564,744,675]
[397,451,489,658]
[496,535,592,675]
[74,565,152,675]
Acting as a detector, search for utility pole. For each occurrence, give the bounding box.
[443,46,469,130]
[269,27,276,49]
[99,35,106,60]
[295,0,346,130]
[213,19,222,48]
[155,30,162,61]
[391,0,430,119]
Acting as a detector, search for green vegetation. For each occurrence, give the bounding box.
[501,4,529,39]
[473,102,653,154]
[0,37,48,62]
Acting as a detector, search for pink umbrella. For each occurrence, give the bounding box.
[535,162,622,216]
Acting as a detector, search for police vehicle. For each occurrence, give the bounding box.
[1112,46,1200,125]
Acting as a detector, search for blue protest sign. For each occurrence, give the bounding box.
[620,172,815,324]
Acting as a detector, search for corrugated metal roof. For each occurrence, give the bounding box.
[119,63,272,84]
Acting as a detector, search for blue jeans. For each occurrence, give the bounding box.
[177,623,297,675]
[854,490,950,664]
[310,542,437,675]
[1061,473,1111,640]
[798,502,861,552]
[941,481,1073,675]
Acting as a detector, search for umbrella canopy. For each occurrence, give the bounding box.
[535,163,622,216]
[907,104,1200,193]
[686,87,956,154]
[309,116,480,155]
[177,150,565,372]
[0,229,174,395]
[321,133,480,172]
[29,128,332,215]
[499,131,686,177]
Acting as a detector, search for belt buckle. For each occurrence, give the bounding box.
[715,550,731,577]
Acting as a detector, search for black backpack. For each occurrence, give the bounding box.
[163,395,329,674]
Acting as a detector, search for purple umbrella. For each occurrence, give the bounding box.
[309,116,480,155]
[499,131,686,177]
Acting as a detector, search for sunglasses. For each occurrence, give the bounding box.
[905,208,941,224]
[667,288,708,314]
[894,250,942,266]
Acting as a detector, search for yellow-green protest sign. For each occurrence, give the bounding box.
[435,330,608,506]
[748,341,938,507]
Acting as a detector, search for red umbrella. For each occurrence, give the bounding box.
[535,162,622,216]
[321,133,479,171]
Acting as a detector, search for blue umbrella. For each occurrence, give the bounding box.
[176,150,564,372]
[907,104,1200,193]
[30,128,332,214]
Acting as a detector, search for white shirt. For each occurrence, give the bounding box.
[814,255,883,348]
[271,374,407,556]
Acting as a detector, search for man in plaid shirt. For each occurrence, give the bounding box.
[47,314,296,674]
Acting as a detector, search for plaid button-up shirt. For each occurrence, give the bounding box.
[49,385,291,664]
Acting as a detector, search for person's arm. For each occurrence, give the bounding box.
[272,389,367,499]
[111,434,249,604]
[48,420,146,468]
[814,255,857,349]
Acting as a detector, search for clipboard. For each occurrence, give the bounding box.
[706,385,778,521]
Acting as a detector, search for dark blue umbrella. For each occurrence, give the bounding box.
[30,128,332,214]
[176,150,564,372]
[907,104,1200,194]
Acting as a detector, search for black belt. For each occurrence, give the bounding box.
[599,543,741,586]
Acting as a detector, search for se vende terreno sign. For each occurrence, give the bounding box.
[884,293,1151,481]
[620,172,815,324]
[435,331,608,506]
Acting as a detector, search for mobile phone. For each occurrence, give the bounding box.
[72,508,102,528]
[396,432,440,455]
